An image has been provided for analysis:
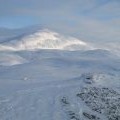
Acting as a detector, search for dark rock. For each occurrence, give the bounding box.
[83,112,100,120]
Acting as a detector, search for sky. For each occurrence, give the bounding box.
[0,0,120,41]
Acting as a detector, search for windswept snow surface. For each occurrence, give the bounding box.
[0,29,93,51]
[0,52,27,66]
[0,27,120,120]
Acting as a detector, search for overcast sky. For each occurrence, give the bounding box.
[0,0,120,41]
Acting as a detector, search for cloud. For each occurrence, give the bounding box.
[46,15,120,42]
[0,0,110,16]
[0,0,120,42]
[89,0,120,18]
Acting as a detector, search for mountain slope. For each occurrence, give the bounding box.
[0,29,94,51]
[0,26,120,120]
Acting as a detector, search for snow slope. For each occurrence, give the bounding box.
[0,27,120,120]
[0,52,27,66]
[0,29,94,51]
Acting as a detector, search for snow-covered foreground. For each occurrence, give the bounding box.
[0,27,120,120]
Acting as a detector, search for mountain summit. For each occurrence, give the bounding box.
[0,28,93,51]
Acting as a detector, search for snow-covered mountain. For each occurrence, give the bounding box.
[0,28,94,51]
[0,26,120,120]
